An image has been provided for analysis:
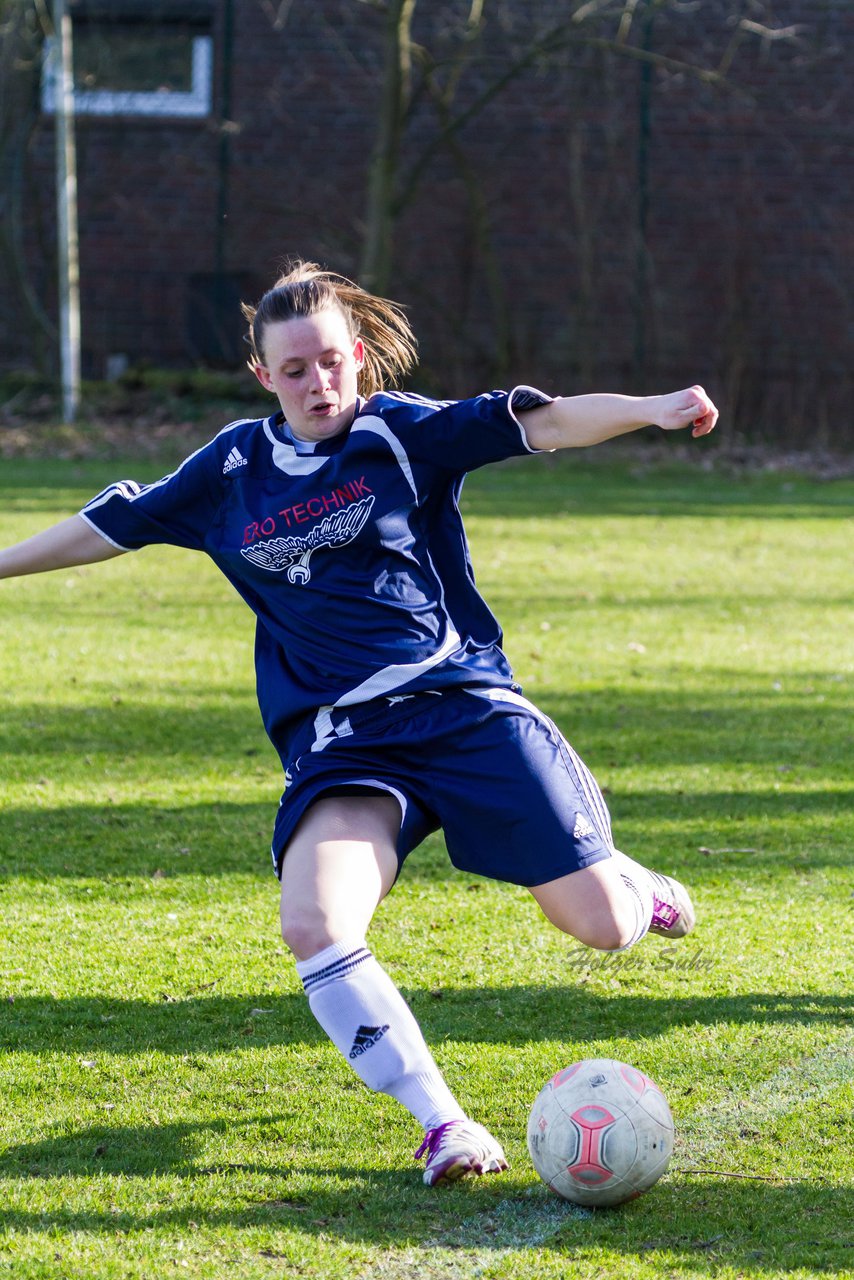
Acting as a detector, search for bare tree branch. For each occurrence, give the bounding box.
[394,22,736,220]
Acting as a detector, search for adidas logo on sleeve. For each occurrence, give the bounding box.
[223,446,248,474]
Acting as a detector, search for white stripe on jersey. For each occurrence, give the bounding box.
[369,386,549,455]
[79,481,145,549]
[302,410,466,752]
[310,624,463,751]
[82,480,143,510]
[350,416,418,501]
[378,389,456,410]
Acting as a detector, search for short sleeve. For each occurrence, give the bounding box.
[79,443,222,552]
[363,386,553,476]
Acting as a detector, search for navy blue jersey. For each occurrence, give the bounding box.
[80,386,549,761]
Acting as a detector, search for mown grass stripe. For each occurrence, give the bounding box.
[675,1031,854,1167]
[359,1193,586,1279]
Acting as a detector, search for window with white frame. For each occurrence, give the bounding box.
[42,2,213,119]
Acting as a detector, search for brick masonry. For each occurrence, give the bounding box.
[3,0,851,441]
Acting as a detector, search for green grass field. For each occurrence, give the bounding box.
[0,447,851,1279]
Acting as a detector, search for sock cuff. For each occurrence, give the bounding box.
[295,938,372,995]
[611,870,653,951]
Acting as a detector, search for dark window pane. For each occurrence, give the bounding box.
[74,28,195,93]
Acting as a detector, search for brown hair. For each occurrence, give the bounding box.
[241,260,418,397]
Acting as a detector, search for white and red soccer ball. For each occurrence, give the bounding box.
[527,1058,674,1207]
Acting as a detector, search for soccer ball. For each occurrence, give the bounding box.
[527,1058,674,1207]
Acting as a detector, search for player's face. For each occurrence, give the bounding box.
[253,308,364,443]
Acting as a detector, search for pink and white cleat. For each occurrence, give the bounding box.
[648,872,696,938]
[414,1119,508,1186]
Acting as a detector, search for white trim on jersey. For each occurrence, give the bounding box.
[350,416,419,501]
[506,385,555,454]
[79,418,262,544]
[310,624,463,752]
[369,385,549,457]
[262,417,329,476]
[377,390,456,410]
[78,510,132,552]
[79,481,145,550]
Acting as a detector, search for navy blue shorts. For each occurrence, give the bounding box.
[270,686,615,888]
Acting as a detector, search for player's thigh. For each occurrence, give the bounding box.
[279,793,402,958]
[529,858,635,951]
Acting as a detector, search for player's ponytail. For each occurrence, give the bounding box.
[242,260,418,397]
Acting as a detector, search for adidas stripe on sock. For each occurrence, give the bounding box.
[295,938,465,1131]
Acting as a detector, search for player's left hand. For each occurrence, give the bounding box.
[656,385,718,437]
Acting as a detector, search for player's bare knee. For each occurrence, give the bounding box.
[572,913,634,952]
[279,905,336,961]
[584,912,638,953]
[531,864,631,950]
[538,900,636,952]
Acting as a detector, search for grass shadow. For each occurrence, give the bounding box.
[0,1123,847,1274]
[2,989,850,1058]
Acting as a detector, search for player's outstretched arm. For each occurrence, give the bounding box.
[0,515,125,580]
[519,385,718,451]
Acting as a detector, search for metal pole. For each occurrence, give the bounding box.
[54,0,81,422]
[633,3,654,385]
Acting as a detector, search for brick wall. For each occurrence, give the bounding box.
[3,0,851,442]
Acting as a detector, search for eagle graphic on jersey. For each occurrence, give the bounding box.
[240,494,376,584]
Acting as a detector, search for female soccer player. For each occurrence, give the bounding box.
[0,261,717,1186]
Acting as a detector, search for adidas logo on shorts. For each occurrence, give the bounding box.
[573,812,596,839]
[349,1023,390,1059]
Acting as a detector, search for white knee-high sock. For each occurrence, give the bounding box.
[295,938,466,1131]
[606,850,655,950]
